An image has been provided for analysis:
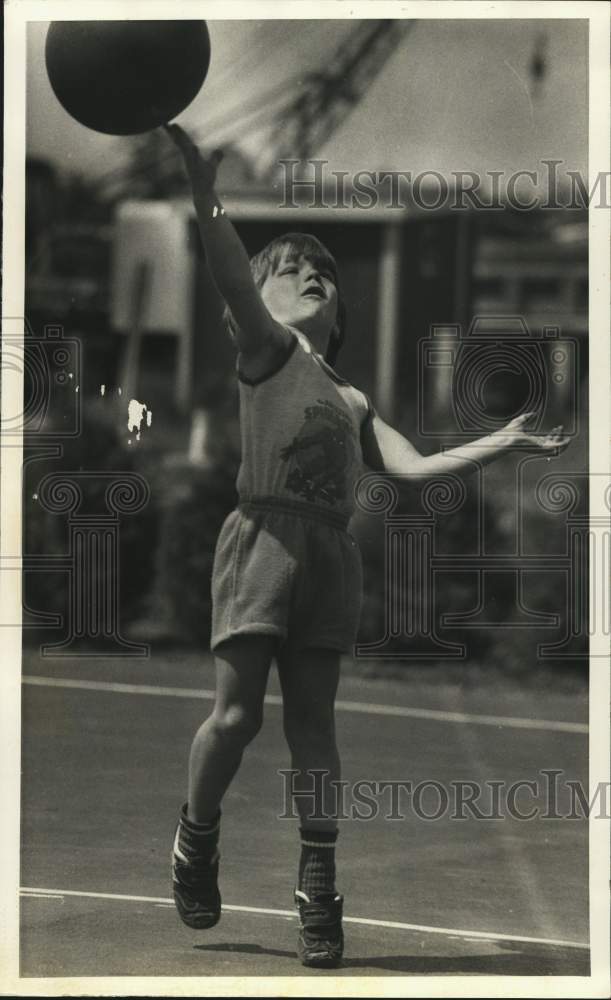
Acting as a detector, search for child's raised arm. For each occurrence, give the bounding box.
[362,411,569,481]
[165,124,290,365]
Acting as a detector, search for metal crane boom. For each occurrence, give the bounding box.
[263,20,413,177]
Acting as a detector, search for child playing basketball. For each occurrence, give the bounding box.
[165,123,568,968]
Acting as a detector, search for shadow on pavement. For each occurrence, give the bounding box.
[194,942,295,960]
[343,941,589,976]
[194,940,589,976]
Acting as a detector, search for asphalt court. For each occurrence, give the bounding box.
[20,649,589,978]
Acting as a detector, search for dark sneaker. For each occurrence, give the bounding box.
[294,889,344,968]
[171,810,221,930]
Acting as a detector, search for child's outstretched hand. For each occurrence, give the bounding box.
[500,412,570,455]
[164,123,223,195]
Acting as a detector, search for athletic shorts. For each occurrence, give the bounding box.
[210,495,363,654]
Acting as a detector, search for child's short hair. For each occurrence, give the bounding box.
[224,232,346,367]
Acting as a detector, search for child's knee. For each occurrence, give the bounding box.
[212,704,263,747]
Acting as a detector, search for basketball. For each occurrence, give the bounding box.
[45,21,211,136]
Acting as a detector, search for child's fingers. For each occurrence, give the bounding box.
[553,428,569,446]
[164,123,197,157]
[547,438,570,454]
[541,431,569,451]
[509,411,537,429]
[163,122,183,142]
[163,124,188,155]
[167,127,221,171]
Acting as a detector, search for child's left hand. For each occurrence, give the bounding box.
[500,412,570,455]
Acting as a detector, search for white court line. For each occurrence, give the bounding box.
[22,674,588,734]
[19,886,589,951]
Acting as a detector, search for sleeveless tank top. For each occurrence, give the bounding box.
[236,328,373,524]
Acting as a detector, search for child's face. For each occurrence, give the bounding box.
[260,250,338,347]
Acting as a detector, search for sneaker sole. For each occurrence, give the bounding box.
[172,883,221,930]
[299,949,343,969]
[298,934,343,968]
[300,953,343,969]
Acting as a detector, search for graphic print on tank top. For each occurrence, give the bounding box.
[279,398,356,506]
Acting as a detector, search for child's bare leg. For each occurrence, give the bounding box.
[279,646,341,902]
[172,636,275,930]
[188,635,275,823]
[278,646,341,829]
